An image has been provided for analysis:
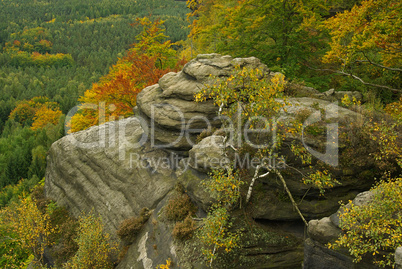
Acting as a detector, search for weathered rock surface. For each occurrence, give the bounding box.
[307,217,341,244]
[395,247,402,269]
[45,117,178,238]
[304,190,381,269]
[315,89,363,103]
[189,135,228,172]
[278,97,362,122]
[115,194,205,269]
[136,53,274,149]
[45,54,389,268]
[303,238,377,269]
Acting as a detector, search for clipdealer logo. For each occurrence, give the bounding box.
[65,101,339,169]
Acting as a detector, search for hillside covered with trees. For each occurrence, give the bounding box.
[0,0,401,268]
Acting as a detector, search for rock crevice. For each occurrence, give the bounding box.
[44,54,383,268]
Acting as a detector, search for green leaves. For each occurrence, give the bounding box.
[197,206,240,265]
[204,167,243,207]
[196,66,286,121]
[330,177,402,267]
[64,212,116,269]
[322,0,402,93]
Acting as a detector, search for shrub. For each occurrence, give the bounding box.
[329,177,402,267]
[116,207,150,245]
[0,196,53,265]
[165,194,197,222]
[63,212,116,269]
[172,215,196,240]
[117,245,130,264]
[47,206,79,267]
[30,185,50,213]
[197,206,240,266]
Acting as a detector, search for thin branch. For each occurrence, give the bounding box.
[284,162,307,177]
[210,224,224,267]
[274,169,308,226]
[246,165,262,203]
[307,65,401,93]
[258,171,270,179]
[226,144,238,152]
[0,236,16,242]
[355,59,402,72]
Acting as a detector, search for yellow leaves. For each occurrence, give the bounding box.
[195,66,286,123]
[385,96,402,122]
[323,0,402,77]
[31,105,62,131]
[290,142,312,165]
[341,94,361,108]
[302,169,339,195]
[66,212,116,269]
[367,119,402,169]
[9,97,62,131]
[156,259,172,269]
[0,196,53,263]
[204,167,243,206]
[70,18,184,133]
[197,206,240,265]
[331,177,402,266]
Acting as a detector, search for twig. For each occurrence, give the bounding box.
[246,165,261,203]
[360,52,402,72]
[210,224,224,267]
[307,65,401,93]
[274,169,308,226]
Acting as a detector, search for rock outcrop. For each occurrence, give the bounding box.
[315,89,363,103]
[45,54,386,268]
[136,53,273,150]
[45,117,178,238]
[304,191,379,269]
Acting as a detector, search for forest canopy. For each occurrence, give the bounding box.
[0,0,401,267]
[0,0,190,204]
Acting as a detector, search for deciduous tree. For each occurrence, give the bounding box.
[69,17,186,133]
[321,0,402,94]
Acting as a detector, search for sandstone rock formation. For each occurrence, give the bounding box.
[45,54,384,268]
[45,117,178,238]
[136,53,273,150]
[304,191,379,269]
[315,89,363,103]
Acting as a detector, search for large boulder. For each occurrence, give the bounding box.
[45,117,178,238]
[136,54,274,150]
[45,53,393,268]
[307,217,341,244]
[188,135,228,171]
[304,190,379,269]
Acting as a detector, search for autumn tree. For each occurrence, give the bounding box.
[194,66,336,264]
[0,196,54,266]
[329,122,402,267]
[329,176,402,267]
[321,0,402,94]
[325,95,402,267]
[3,27,74,68]
[69,17,186,133]
[131,17,179,69]
[9,97,62,130]
[185,0,354,81]
[64,212,116,269]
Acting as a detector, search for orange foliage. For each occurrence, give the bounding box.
[69,17,187,133]
[9,103,36,124]
[9,97,62,130]
[31,106,62,131]
[70,52,177,132]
